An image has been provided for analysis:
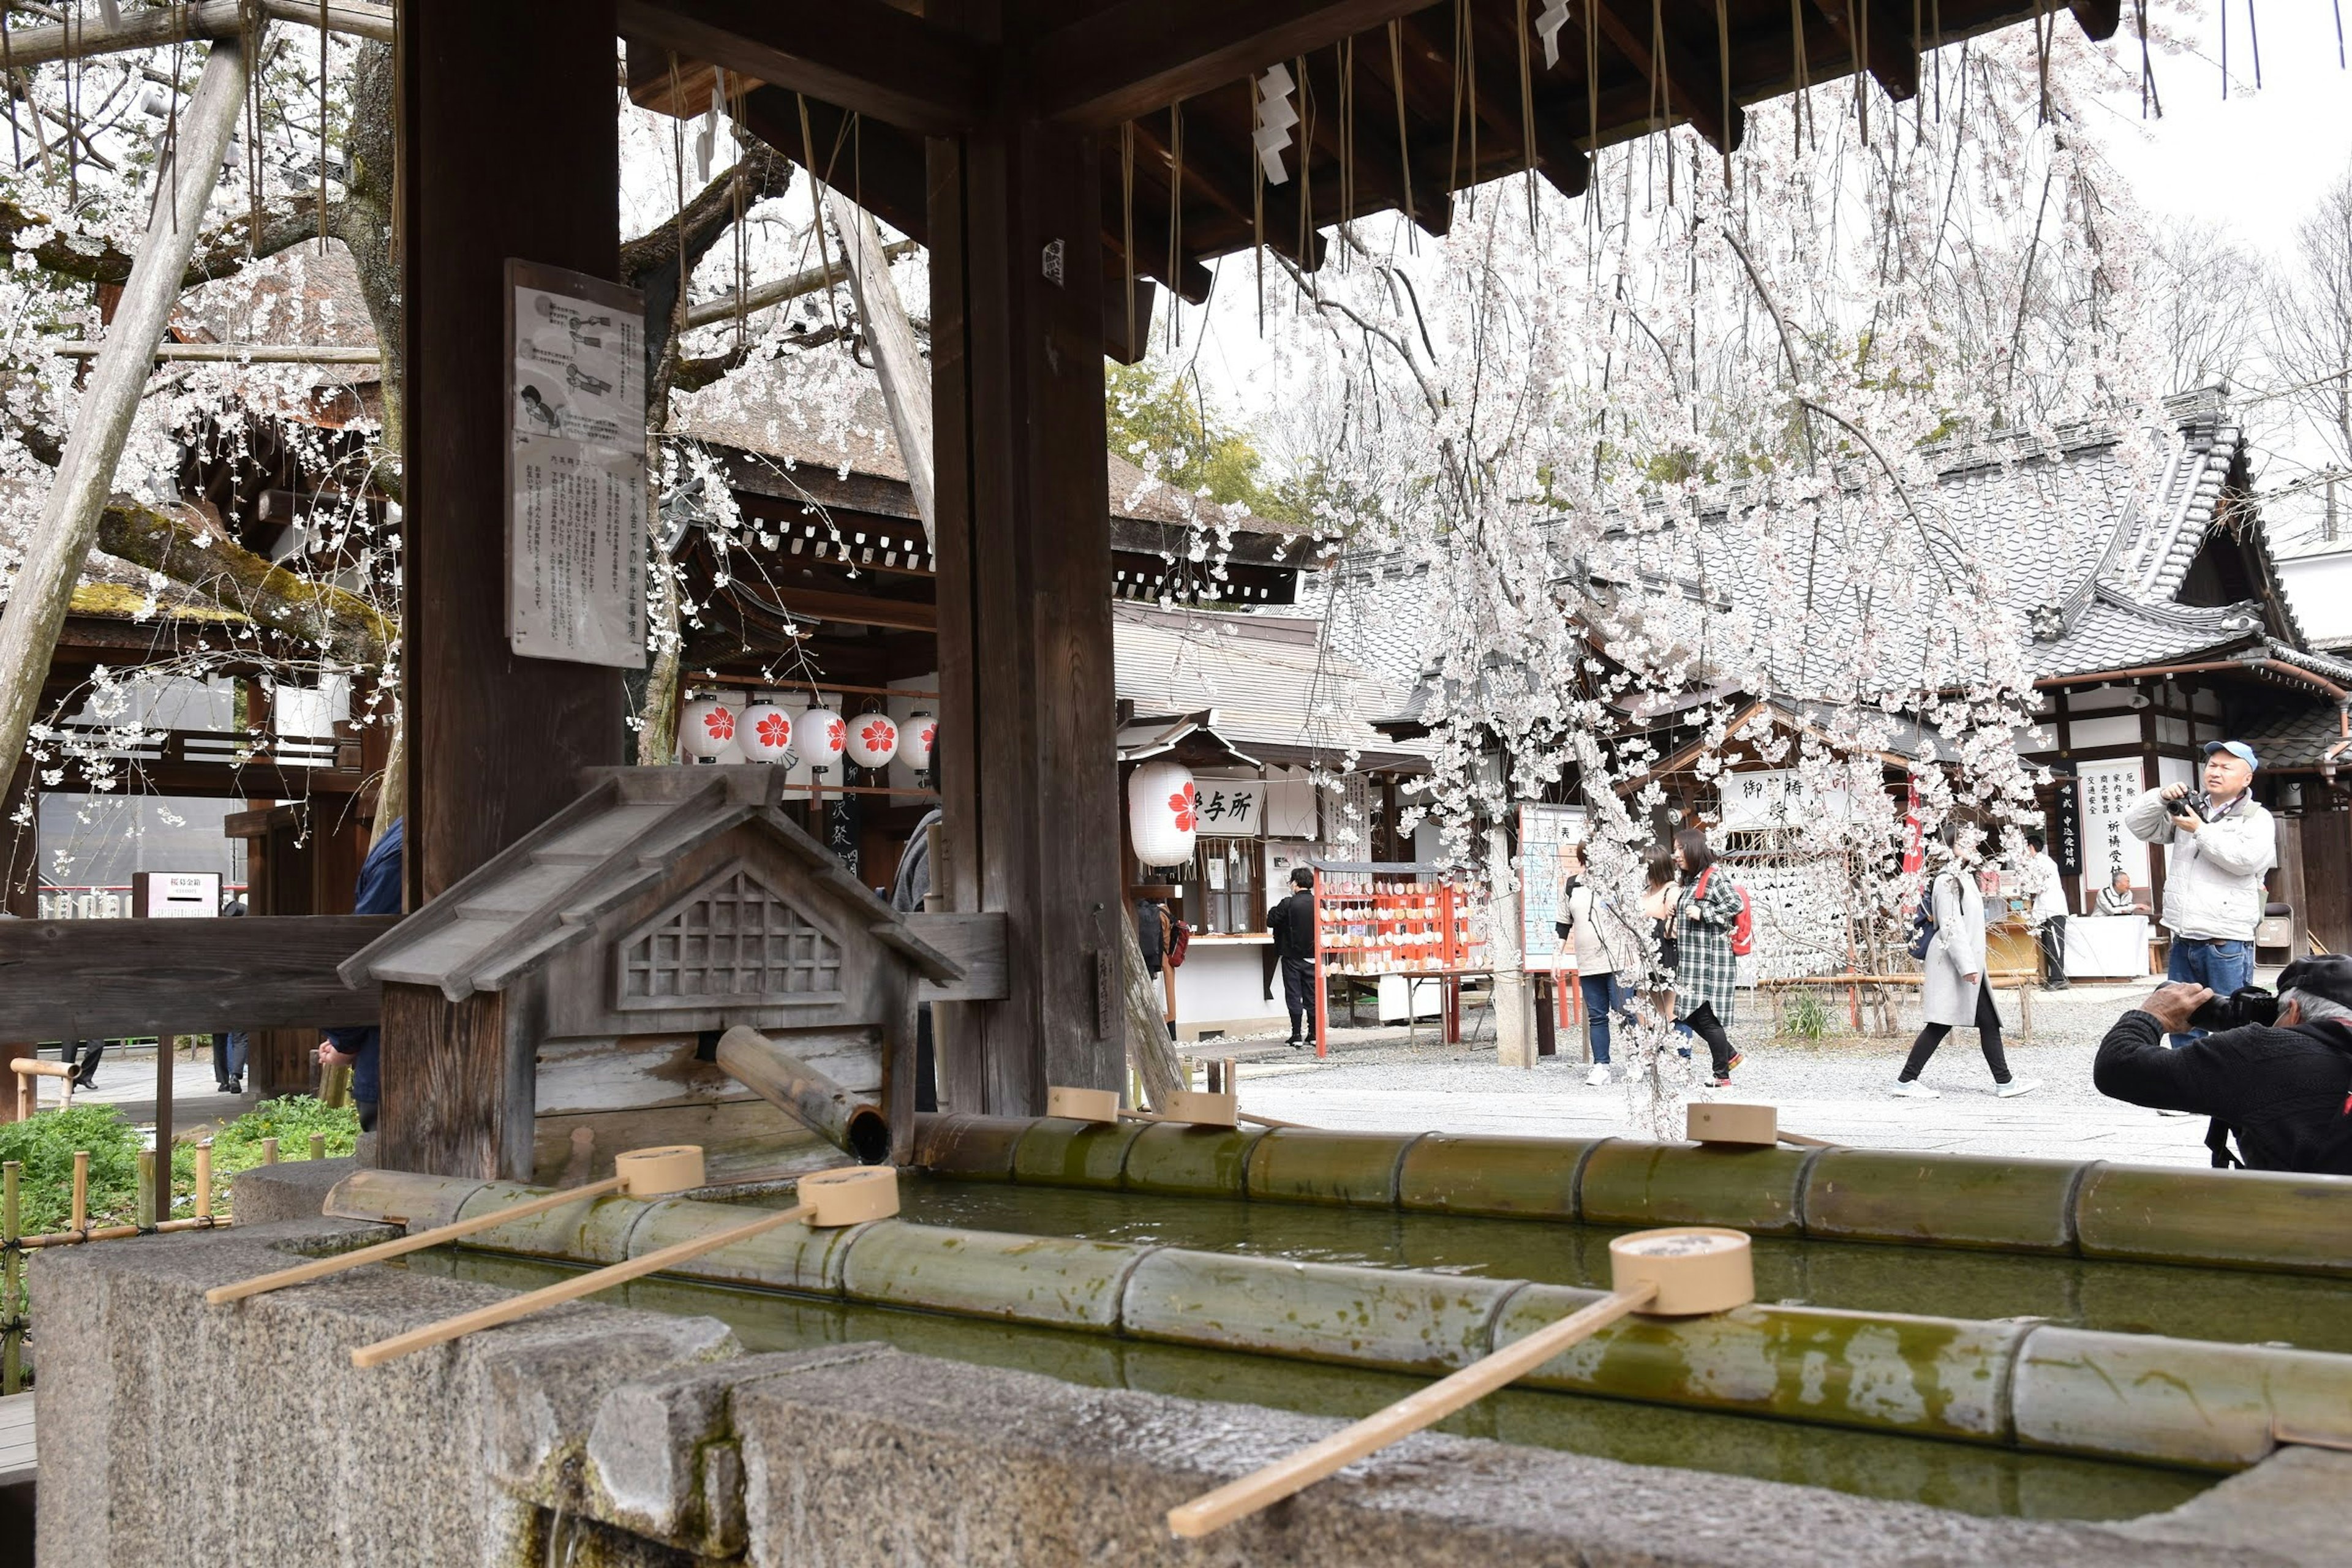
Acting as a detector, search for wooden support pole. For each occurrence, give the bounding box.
[927,14,1126,1114]
[390,0,624,1178]
[0,36,253,800]
[2,1160,18,1396]
[195,1141,212,1221]
[824,189,935,549]
[71,1148,88,1234]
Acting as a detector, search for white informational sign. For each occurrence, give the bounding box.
[1517,802,1586,971]
[135,871,221,918]
[2076,757,2151,899]
[1192,778,1266,837]
[1717,767,1852,830]
[507,261,647,669]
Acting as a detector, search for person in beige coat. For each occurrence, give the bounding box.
[1894,822,2041,1100]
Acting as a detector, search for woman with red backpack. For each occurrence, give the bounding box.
[1672,827,1746,1087]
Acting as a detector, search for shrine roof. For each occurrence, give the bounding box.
[339,766,959,1001]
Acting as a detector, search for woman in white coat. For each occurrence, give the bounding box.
[1894,822,2041,1099]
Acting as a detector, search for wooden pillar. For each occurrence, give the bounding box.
[928,6,1124,1111]
[391,0,624,1177]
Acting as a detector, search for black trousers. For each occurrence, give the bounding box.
[2037,916,2069,987]
[1280,956,1316,1041]
[1901,979,2013,1083]
[1682,1002,1737,1077]
[62,1039,104,1085]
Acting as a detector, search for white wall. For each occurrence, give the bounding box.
[2280,553,2352,650]
[1172,941,1286,1038]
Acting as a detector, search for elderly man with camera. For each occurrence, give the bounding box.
[2095,957,2352,1174]
[2124,741,2275,1019]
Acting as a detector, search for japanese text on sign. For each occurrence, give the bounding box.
[2075,758,2150,898]
[507,262,647,669]
[1193,780,1265,837]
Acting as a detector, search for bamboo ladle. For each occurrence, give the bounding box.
[349,1164,900,1369]
[1166,1226,1754,1539]
[205,1145,710,1306]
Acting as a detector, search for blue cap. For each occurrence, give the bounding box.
[2203,740,2260,771]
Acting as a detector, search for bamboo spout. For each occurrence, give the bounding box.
[715,1025,890,1163]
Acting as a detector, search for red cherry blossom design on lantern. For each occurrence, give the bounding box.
[1168,782,1198,832]
[755,712,791,750]
[861,718,897,752]
[702,706,736,742]
[919,723,937,752]
[824,717,845,752]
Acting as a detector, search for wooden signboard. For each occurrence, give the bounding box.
[505,258,647,668]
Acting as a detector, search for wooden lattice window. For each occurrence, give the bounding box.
[616,865,843,1008]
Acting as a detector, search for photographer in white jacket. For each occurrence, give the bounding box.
[2124,741,2275,1037]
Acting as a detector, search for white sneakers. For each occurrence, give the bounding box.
[1585,1063,1611,1087]
[1893,1077,2042,1099]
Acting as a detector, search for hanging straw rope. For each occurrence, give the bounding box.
[1387,20,1416,233]
[1121,120,1136,353]
[1166,98,1183,350]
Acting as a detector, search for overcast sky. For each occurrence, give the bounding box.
[2084,6,2352,260]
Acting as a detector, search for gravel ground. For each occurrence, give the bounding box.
[1186,975,2232,1166]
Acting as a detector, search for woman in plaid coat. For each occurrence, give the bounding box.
[1672,827,1745,1087]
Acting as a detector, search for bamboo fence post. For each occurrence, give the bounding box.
[135,1150,156,1231]
[320,1063,351,1109]
[195,1140,213,1222]
[1,1160,18,1395]
[70,1148,87,1235]
[262,1136,279,1165]
[308,1132,326,1162]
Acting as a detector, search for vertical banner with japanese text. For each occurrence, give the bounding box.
[2076,758,2150,897]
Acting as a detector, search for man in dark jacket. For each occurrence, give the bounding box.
[317,816,403,1132]
[2094,955,2352,1174]
[1265,867,1317,1049]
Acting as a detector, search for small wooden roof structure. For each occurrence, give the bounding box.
[625,0,2125,305]
[342,765,960,1005]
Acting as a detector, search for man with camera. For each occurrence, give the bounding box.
[2094,958,2352,1174]
[2124,741,2275,1029]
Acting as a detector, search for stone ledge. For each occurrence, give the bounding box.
[29,1207,2349,1567]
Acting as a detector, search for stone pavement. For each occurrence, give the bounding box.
[1212,978,2231,1166]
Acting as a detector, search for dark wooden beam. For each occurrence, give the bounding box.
[737,87,932,244]
[616,0,990,135]
[0,915,393,1038]
[1031,0,1437,130]
[757,582,937,633]
[1395,12,1588,201]
[2069,0,2122,40]
[1593,0,1746,153]
[1806,0,1921,104]
[1128,113,1329,273]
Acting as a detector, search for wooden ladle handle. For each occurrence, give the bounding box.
[1166,1281,1659,1538]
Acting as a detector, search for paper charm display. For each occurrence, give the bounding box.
[1128,758,1199,865]
[1253,65,1297,186]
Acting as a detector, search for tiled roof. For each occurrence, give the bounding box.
[2235,704,2350,771]
[1112,602,1428,772]
[673,369,1297,534]
[1308,398,2295,717]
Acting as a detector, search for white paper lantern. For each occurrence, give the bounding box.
[737,700,795,764]
[845,711,900,770]
[1127,758,1198,865]
[679,696,739,760]
[904,710,937,772]
[798,706,846,771]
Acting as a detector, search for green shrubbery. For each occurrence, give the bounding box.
[0,1095,360,1229]
[0,1105,140,1234]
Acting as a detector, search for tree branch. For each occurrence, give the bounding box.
[0,190,331,289]
[94,494,394,669]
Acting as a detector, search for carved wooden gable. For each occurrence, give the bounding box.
[614,861,843,1010]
